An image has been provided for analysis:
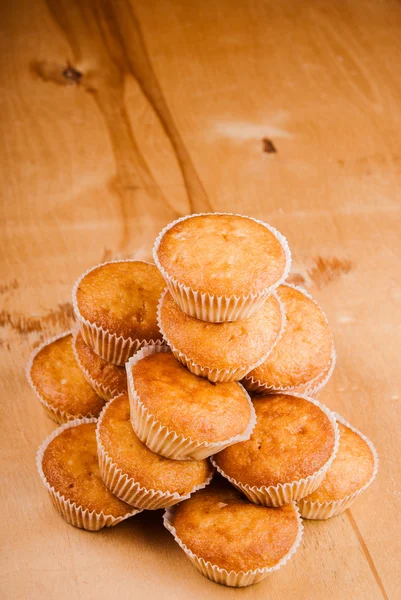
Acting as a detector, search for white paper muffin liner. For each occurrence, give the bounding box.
[298,412,379,519]
[211,393,340,507]
[36,417,141,530]
[242,284,336,396]
[72,260,164,366]
[126,345,257,460]
[26,331,102,425]
[163,502,303,587]
[72,326,127,401]
[96,395,214,510]
[153,213,291,323]
[157,288,287,383]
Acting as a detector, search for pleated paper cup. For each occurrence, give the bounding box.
[26,331,98,425]
[242,284,336,396]
[96,397,214,510]
[298,413,379,520]
[157,288,286,383]
[126,345,257,460]
[72,260,164,366]
[211,393,340,507]
[163,503,303,587]
[153,213,291,323]
[36,417,141,531]
[244,345,336,397]
[72,326,126,401]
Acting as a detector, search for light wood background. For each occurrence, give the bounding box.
[1,0,400,598]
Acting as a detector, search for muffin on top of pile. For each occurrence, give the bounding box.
[28,213,378,588]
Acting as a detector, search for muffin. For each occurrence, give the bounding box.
[72,260,165,365]
[158,289,285,382]
[212,393,339,506]
[126,345,256,460]
[73,329,127,400]
[96,393,213,510]
[164,477,303,587]
[243,285,335,395]
[153,213,291,322]
[27,333,105,424]
[36,418,140,530]
[298,413,378,519]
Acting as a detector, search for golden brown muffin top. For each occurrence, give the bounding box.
[74,331,127,395]
[159,291,283,370]
[172,478,300,572]
[42,423,132,517]
[75,261,165,340]
[246,286,333,389]
[302,422,375,503]
[156,215,287,296]
[98,394,212,494]
[131,353,251,442]
[30,334,105,417]
[214,394,335,488]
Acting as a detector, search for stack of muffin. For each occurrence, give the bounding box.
[27,213,378,588]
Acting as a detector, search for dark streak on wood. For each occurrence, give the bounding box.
[40,0,210,240]
[308,256,352,289]
[0,278,19,295]
[0,302,74,336]
[262,137,277,153]
[346,511,389,600]
[286,272,307,286]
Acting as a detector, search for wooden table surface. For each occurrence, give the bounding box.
[1,0,400,598]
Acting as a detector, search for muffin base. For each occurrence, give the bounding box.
[126,345,257,460]
[72,326,125,401]
[153,213,291,323]
[36,417,141,530]
[72,260,164,366]
[26,331,102,425]
[242,284,336,396]
[157,288,287,383]
[96,396,214,510]
[163,503,303,587]
[298,412,379,519]
[211,393,340,507]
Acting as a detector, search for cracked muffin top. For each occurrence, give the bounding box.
[29,333,105,420]
[130,352,252,443]
[244,285,333,390]
[170,477,301,572]
[97,393,212,494]
[301,421,376,503]
[155,214,288,297]
[158,290,283,371]
[42,422,133,517]
[214,394,336,488]
[74,261,165,340]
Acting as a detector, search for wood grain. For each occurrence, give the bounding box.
[1,0,400,598]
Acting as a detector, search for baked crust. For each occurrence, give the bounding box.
[74,330,127,395]
[159,290,283,370]
[246,285,332,389]
[156,214,287,296]
[302,422,375,502]
[42,422,132,517]
[98,393,212,494]
[172,478,300,572]
[75,261,165,340]
[214,394,335,488]
[131,353,251,442]
[30,334,105,417]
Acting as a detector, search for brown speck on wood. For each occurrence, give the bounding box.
[62,62,82,85]
[262,138,277,153]
[287,272,307,287]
